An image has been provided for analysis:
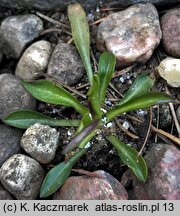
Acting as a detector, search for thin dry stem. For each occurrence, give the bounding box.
[115,119,139,139]
[151,125,180,146]
[138,108,152,156]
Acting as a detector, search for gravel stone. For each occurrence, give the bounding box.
[161,8,180,57]
[0,14,43,58]
[0,124,22,166]
[157,58,180,88]
[0,74,36,120]
[159,104,172,128]
[176,106,180,123]
[21,123,59,164]
[53,170,128,200]
[0,0,178,11]
[47,42,85,85]
[15,40,52,80]
[97,3,162,67]
[0,154,45,200]
[133,144,180,200]
[0,184,14,200]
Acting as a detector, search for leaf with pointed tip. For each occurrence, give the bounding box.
[4,110,80,129]
[106,93,173,122]
[21,80,88,115]
[68,3,93,84]
[119,74,155,105]
[40,148,87,198]
[87,74,101,119]
[107,135,148,182]
[63,119,99,154]
[98,52,116,103]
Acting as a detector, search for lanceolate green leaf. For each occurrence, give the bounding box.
[40,148,87,198]
[68,3,93,85]
[63,119,99,154]
[98,52,116,103]
[106,93,173,122]
[21,80,88,116]
[119,74,155,105]
[87,74,101,119]
[107,135,148,182]
[4,110,80,129]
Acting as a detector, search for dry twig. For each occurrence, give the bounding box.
[115,119,139,139]
[138,108,152,156]
[36,12,70,29]
[151,125,180,146]
[165,85,180,138]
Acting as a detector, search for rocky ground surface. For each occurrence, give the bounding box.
[0,0,180,200]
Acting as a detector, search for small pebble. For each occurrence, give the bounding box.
[0,73,36,120]
[47,41,85,85]
[0,154,45,200]
[0,14,43,58]
[159,104,172,128]
[161,8,180,57]
[21,123,59,164]
[15,40,52,80]
[176,106,180,123]
[157,58,180,88]
[0,124,22,166]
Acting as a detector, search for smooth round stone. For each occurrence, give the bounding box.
[0,124,22,166]
[15,40,53,80]
[133,144,180,200]
[161,8,180,58]
[157,58,180,88]
[0,154,45,200]
[0,14,43,58]
[47,42,85,85]
[0,73,36,120]
[97,3,162,67]
[53,170,128,200]
[21,123,59,164]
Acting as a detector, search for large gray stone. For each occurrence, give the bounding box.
[0,0,179,11]
[47,42,85,85]
[15,40,53,80]
[97,3,162,67]
[0,124,22,167]
[21,123,59,164]
[0,73,36,120]
[0,14,43,58]
[0,154,45,200]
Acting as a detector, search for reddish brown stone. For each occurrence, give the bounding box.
[133,144,180,200]
[96,3,162,68]
[161,8,180,58]
[53,170,128,200]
